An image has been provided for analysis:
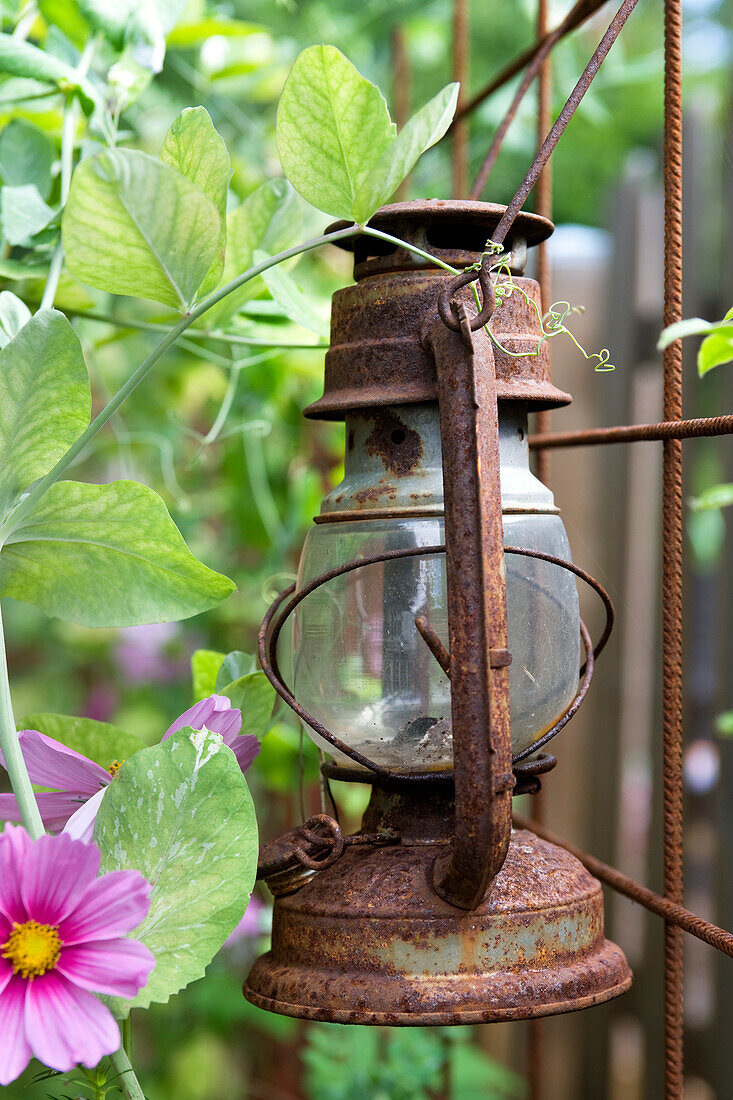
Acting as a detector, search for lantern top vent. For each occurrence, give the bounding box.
[326,199,554,280]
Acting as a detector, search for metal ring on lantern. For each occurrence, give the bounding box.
[257,545,614,783]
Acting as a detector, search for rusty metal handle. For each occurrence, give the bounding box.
[424,305,513,910]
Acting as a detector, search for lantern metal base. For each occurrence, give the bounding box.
[244,827,632,1025]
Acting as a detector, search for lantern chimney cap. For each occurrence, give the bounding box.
[326,199,554,280]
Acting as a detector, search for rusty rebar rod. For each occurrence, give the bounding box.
[528,414,733,449]
[662,0,685,1088]
[513,814,733,958]
[491,0,641,247]
[452,0,470,197]
[453,0,608,124]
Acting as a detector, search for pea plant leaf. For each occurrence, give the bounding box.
[214,650,256,690]
[0,291,30,348]
[0,308,90,518]
[0,33,99,113]
[0,118,55,198]
[276,45,395,222]
[658,308,733,377]
[18,713,145,771]
[203,178,324,325]
[191,648,226,701]
[62,148,222,311]
[0,183,55,245]
[689,483,733,512]
[0,479,235,626]
[276,45,458,223]
[352,82,459,220]
[255,249,329,336]
[160,106,231,296]
[219,672,276,741]
[94,726,258,1014]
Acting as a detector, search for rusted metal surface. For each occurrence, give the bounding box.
[513,814,733,959]
[244,811,632,1023]
[662,0,685,1088]
[415,614,452,677]
[327,200,552,273]
[363,409,423,477]
[491,0,641,248]
[529,414,733,449]
[425,308,513,909]
[306,203,570,420]
[452,0,609,125]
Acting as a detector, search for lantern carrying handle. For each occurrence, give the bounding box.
[423,305,514,910]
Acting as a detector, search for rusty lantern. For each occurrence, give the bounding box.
[244,201,632,1024]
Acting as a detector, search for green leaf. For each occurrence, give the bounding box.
[255,249,329,336]
[219,671,275,741]
[0,479,235,627]
[698,331,733,376]
[94,727,258,1013]
[0,290,30,348]
[78,0,187,52]
[62,148,222,311]
[689,483,733,512]
[657,314,733,350]
[0,119,55,198]
[687,507,725,572]
[0,33,98,113]
[215,650,256,690]
[204,178,304,325]
[167,17,265,47]
[0,309,89,517]
[160,107,231,296]
[1,183,55,244]
[352,83,459,222]
[18,713,144,770]
[276,45,395,222]
[716,710,733,737]
[191,648,225,701]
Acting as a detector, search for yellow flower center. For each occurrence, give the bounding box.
[108,759,124,776]
[2,920,61,979]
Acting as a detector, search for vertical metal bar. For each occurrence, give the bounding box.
[662,0,684,1090]
[528,3,552,1092]
[426,309,513,909]
[452,0,470,198]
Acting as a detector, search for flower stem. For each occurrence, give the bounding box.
[0,603,44,838]
[108,1046,145,1100]
[1,224,360,538]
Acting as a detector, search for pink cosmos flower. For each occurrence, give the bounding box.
[0,695,260,839]
[0,826,154,1084]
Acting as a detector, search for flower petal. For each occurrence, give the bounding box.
[57,938,154,998]
[0,975,32,1085]
[0,955,13,995]
[163,694,241,742]
[59,869,151,945]
[24,971,120,1073]
[0,791,91,833]
[0,825,31,923]
[229,734,261,773]
[6,730,109,794]
[21,833,100,925]
[62,787,107,843]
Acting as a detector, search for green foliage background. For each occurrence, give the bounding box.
[0,0,729,1095]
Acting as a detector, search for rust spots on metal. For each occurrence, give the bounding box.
[352,481,397,505]
[364,410,423,477]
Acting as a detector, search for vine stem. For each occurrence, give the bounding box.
[1,224,360,539]
[0,603,44,838]
[108,1045,145,1100]
[39,37,97,313]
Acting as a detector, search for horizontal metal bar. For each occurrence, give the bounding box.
[529,414,733,449]
[513,813,733,958]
